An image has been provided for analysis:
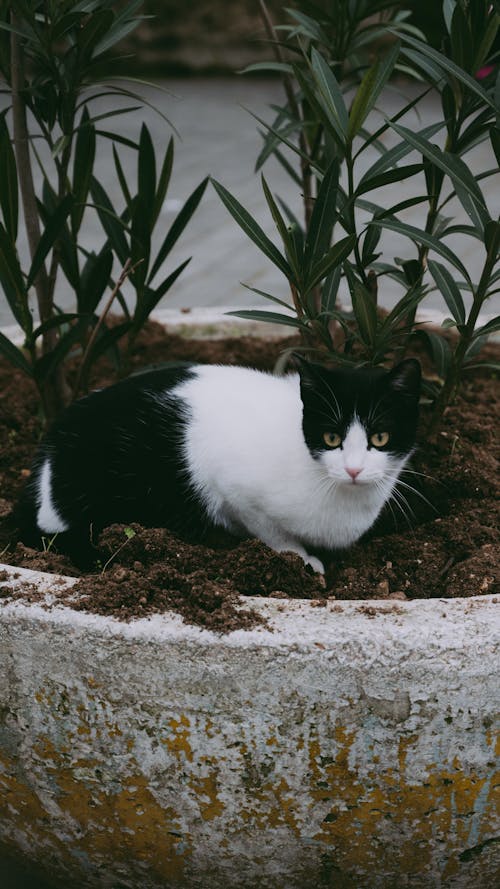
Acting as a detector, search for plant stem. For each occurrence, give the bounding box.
[431,245,496,428]
[259,0,313,228]
[73,258,137,398]
[10,19,50,329]
[10,14,70,416]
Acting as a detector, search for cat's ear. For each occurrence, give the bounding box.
[292,353,324,389]
[388,359,421,396]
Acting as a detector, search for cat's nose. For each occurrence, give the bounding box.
[346,466,362,480]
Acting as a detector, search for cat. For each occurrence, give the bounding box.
[17,357,421,572]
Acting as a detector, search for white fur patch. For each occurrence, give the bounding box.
[36,459,69,533]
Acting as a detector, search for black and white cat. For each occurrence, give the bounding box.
[18,358,421,572]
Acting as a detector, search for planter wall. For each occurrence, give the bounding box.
[0,565,498,889]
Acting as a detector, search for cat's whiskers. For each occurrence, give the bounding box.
[312,389,341,425]
[380,480,416,531]
[399,466,442,488]
[378,483,400,529]
[318,378,342,423]
[313,472,338,499]
[366,397,386,429]
[387,473,437,513]
[314,405,342,428]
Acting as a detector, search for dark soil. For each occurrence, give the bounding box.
[0,320,498,630]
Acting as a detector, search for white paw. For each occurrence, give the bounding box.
[304,554,325,574]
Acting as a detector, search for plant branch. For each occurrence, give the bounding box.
[73,258,139,398]
[10,12,72,416]
[10,15,51,335]
[259,0,314,228]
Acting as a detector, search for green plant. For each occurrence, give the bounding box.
[0,1,206,420]
[213,0,500,422]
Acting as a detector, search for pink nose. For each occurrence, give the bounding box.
[346,467,362,480]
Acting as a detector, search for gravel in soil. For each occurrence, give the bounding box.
[0,321,498,629]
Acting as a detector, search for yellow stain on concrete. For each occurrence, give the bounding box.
[307,724,498,880]
[1,689,498,885]
[188,761,225,821]
[162,714,193,762]
[1,739,189,882]
[239,770,301,835]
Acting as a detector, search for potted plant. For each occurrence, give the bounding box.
[0,2,499,886]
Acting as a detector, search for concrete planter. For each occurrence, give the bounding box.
[1,310,499,888]
[1,569,499,889]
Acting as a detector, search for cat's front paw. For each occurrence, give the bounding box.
[304,554,325,574]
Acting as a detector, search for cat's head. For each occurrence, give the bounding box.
[297,357,421,487]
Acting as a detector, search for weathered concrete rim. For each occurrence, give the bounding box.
[0,563,498,645]
[3,304,499,345]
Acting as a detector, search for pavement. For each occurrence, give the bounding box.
[0,76,499,329]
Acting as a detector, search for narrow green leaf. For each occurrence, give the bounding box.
[79,249,113,314]
[93,18,143,58]
[0,330,32,376]
[226,310,305,329]
[490,126,500,167]
[113,144,133,210]
[261,176,300,278]
[450,2,472,71]
[0,113,18,239]
[211,179,293,280]
[152,137,174,228]
[393,30,498,110]
[34,319,90,384]
[83,321,131,368]
[240,62,294,75]
[152,257,192,302]
[78,9,114,57]
[361,223,382,267]
[351,280,378,347]
[465,335,488,359]
[348,42,400,141]
[428,260,466,325]
[358,122,444,187]
[27,195,74,288]
[304,160,339,267]
[247,106,321,172]
[310,48,348,145]
[38,183,80,292]
[419,329,452,378]
[240,283,293,311]
[371,217,471,283]
[485,219,500,261]
[389,121,490,233]
[148,178,208,283]
[321,266,342,313]
[72,107,96,234]
[0,225,29,332]
[31,313,84,340]
[443,0,456,35]
[138,123,156,223]
[472,11,500,73]
[306,235,356,293]
[90,176,129,265]
[473,316,500,338]
[380,287,424,333]
[357,163,423,197]
[98,82,178,135]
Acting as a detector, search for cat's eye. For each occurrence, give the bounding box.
[370,431,390,448]
[323,431,342,448]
